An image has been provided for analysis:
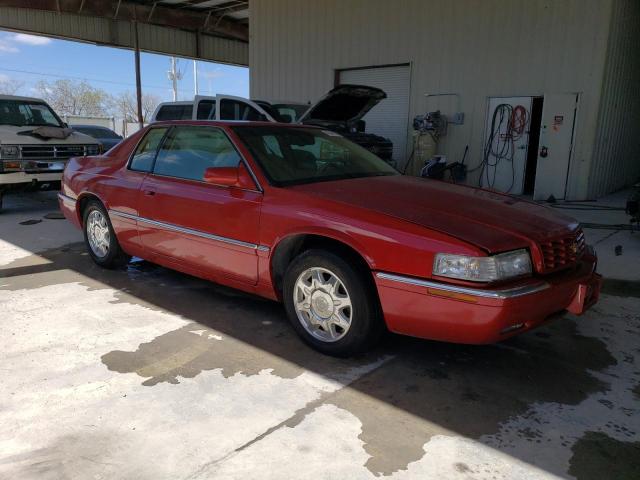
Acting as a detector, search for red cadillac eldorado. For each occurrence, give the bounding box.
[59,121,602,356]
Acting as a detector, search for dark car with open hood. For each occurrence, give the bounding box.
[298,84,394,162]
[59,120,601,356]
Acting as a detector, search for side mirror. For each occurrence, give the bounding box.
[355,119,366,132]
[204,167,239,186]
[203,163,256,189]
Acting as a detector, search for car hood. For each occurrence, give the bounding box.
[299,84,386,126]
[0,125,98,145]
[290,175,579,253]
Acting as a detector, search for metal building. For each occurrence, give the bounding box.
[250,0,640,200]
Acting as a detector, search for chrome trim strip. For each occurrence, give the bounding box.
[57,193,77,206]
[376,272,550,299]
[108,209,270,253]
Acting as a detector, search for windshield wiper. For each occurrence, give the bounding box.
[364,172,397,177]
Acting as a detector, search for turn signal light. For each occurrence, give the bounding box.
[427,287,478,303]
[2,161,22,171]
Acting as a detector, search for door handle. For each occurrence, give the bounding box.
[540,146,548,158]
[143,189,156,196]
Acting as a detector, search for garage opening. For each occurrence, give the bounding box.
[337,64,411,164]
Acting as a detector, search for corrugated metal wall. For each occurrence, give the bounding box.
[588,0,640,198]
[250,0,615,199]
[0,6,248,65]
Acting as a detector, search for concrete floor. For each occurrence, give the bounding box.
[1,191,639,480]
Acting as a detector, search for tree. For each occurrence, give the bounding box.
[110,91,161,124]
[0,76,23,95]
[35,79,110,116]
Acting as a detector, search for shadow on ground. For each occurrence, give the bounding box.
[2,235,630,478]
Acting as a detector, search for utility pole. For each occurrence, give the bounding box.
[167,57,183,101]
[193,60,199,96]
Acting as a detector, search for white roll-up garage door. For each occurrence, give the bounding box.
[339,65,411,163]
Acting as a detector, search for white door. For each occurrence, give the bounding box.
[481,96,532,195]
[339,65,411,162]
[216,95,275,122]
[533,93,578,200]
[193,95,216,120]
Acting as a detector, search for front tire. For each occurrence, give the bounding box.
[283,249,383,356]
[82,200,130,268]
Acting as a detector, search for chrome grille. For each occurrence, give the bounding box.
[538,229,586,273]
[19,144,97,159]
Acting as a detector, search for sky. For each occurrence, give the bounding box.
[0,29,249,102]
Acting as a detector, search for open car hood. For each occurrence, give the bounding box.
[299,84,386,126]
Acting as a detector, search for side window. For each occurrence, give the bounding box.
[219,99,267,121]
[196,100,216,120]
[155,104,193,121]
[153,126,241,181]
[130,127,168,172]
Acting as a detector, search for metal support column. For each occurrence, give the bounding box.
[133,20,144,129]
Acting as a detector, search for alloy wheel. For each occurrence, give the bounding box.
[86,210,110,258]
[293,267,353,342]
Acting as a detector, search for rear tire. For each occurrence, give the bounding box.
[283,249,384,356]
[82,199,130,268]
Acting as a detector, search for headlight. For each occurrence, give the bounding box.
[433,249,532,282]
[0,145,19,159]
[85,144,101,156]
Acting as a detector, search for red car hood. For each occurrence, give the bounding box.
[290,175,579,253]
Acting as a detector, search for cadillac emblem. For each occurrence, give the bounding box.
[569,241,578,255]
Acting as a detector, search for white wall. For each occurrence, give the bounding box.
[250,0,615,199]
[588,0,640,198]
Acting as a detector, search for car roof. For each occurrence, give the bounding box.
[0,94,49,103]
[71,124,114,130]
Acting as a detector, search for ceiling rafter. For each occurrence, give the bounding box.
[0,0,248,41]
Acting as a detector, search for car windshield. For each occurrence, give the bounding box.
[74,126,121,139]
[233,125,398,186]
[0,99,62,127]
[273,104,309,122]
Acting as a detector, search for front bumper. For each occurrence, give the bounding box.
[375,255,601,344]
[0,171,63,186]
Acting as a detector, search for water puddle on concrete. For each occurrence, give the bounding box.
[568,431,640,480]
[101,323,305,386]
[323,318,617,476]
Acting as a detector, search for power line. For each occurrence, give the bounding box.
[0,66,194,94]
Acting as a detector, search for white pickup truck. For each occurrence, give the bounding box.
[0,95,101,212]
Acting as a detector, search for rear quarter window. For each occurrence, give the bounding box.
[155,104,193,121]
[129,127,168,172]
